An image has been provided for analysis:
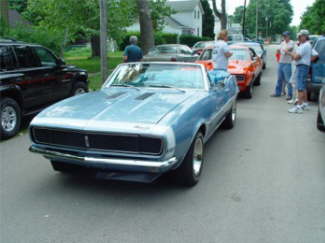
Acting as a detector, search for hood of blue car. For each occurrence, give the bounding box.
[36,87,193,126]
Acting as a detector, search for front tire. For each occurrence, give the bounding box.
[243,82,253,99]
[71,82,88,96]
[254,74,261,86]
[175,132,205,187]
[317,110,325,132]
[0,98,21,139]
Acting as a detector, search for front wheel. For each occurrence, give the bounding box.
[71,82,88,96]
[243,83,253,99]
[0,98,21,139]
[174,132,205,187]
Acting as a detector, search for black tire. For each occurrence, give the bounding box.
[51,161,80,173]
[263,62,266,69]
[71,82,88,96]
[243,83,253,99]
[222,101,237,129]
[254,74,261,86]
[174,132,205,187]
[317,110,325,132]
[0,97,21,139]
[307,90,317,102]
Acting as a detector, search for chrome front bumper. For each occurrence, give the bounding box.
[29,145,178,173]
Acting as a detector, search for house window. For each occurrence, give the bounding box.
[197,28,199,36]
[197,11,200,19]
[194,11,196,19]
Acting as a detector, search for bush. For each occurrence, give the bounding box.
[119,31,212,50]
[179,35,212,47]
[5,25,64,55]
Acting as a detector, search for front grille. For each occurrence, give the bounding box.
[235,75,245,82]
[32,128,163,155]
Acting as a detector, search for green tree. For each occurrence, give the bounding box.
[9,0,27,13]
[244,0,293,39]
[231,6,244,24]
[300,0,325,35]
[23,0,137,56]
[150,0,174,31]
[201,0,214,38]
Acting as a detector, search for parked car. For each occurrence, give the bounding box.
[196,45,262,98]
[317,85,325,132]
[143,44,199,62]
[307,36,325,101]
[309,35,320,46]
[0,39,88,139]
[228,34,244,44]
[29,62,239,186]
[236,42,267,69]
[192,41,215,55]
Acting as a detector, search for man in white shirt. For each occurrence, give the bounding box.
[271,31,294,99]
[212,30,232,71]
[285,29,318,113]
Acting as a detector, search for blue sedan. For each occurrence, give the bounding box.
[29,62,239,186]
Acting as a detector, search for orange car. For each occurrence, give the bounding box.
[196,45,263,98]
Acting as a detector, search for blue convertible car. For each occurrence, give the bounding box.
[29,62,238,186]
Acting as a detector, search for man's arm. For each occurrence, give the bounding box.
[123,47,128,62]
[223,45,232,58]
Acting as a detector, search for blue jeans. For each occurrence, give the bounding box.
[275,63,293,97]
[296,64,309,91]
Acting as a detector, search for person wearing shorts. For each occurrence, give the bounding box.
[285,30,318,113]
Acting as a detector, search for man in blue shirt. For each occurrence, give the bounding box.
[123,36,143,62]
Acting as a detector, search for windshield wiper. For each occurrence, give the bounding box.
[147,84,185,93]
[111,84,140,91]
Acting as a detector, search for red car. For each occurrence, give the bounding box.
[196,45,263,98]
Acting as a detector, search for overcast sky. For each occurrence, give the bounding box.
[224,0,316,26]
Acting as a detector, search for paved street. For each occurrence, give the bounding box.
[1,45,325,243]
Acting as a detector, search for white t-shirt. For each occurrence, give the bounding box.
[212,40,230,70]
[296,41,313,66]
[279,40,294,63]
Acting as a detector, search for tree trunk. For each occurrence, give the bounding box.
[0,0,9,26]
[136,0,154,55]
[211,0,227,30]
[91,35,101,57]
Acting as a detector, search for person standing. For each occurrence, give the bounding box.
[123,36,143,63]
[285,29,317,113]
[212,30,232,71]
[271,31,294,100]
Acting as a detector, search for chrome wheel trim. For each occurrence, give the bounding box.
[1,105,17,132]
[74,88,86,95]
[193,136,204,176]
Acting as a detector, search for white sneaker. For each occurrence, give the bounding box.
[288,105,303,113]
[301,102,310,110]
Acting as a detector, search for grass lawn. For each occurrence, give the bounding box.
[64,47,123,90]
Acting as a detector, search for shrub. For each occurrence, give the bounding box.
[5,25,64,55]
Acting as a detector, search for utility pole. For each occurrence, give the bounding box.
[0,0,9,26]
[255,0,258,41]
[99,0,108,83]
[242,0,247,37]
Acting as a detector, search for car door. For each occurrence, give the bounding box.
[32,46,71,102]
[206,70,228,132]
[249,48,261,77]
[312,39,325,85]
[12,45,51,110]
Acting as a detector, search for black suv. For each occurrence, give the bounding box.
[0,39,89,139]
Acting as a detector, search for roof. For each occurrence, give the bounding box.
[167,0,204,14]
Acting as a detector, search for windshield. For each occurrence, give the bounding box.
[229,49,251,61]
[243,44,263,56]
[199,49,212,60]
[193,41,214,49]
[148,46,177,55]
[105,63,205,89]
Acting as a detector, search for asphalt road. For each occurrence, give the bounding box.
[1,45,325,243]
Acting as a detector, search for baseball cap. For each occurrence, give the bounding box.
[297,29,309,37]
[282,31,290,36]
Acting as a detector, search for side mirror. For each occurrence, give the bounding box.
[57,58,66,66]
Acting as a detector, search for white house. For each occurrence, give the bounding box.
[127,0,205,37]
